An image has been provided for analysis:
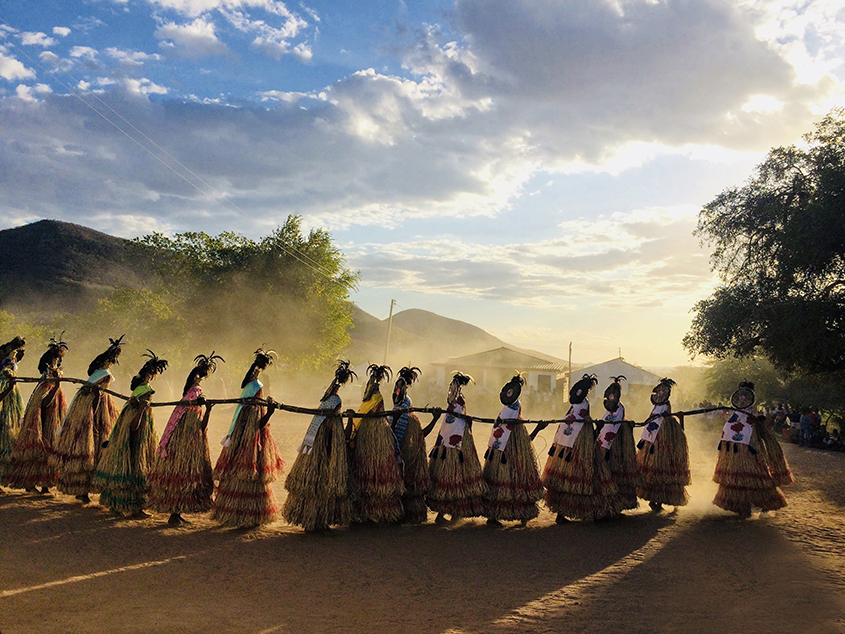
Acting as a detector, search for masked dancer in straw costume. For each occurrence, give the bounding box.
[0,336,26,487]
[283,360,356,532]
[752,404,794,491]
[94,350,167,517]
[149,353,223,527]
[597,376,639,512]
[212,348,285,528]
[713,381,788,518]
[538,374,620,523]
[636,377,690,511]
[5,336,69,494]
[346,364,404,523]
[390,366,431,524]
[483,373,543,526]
[426,372,486,524]
[53,336,123,503]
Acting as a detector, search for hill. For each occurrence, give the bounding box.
[0,219,150,313]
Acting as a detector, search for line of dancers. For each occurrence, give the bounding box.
[0,334,793,531]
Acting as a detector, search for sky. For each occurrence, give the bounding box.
[1,0,845,368]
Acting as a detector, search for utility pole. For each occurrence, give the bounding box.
[383,299,396,365]
[567,341,572,394]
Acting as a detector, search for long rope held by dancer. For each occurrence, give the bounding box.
[8,375,749,426]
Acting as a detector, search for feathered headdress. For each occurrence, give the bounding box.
[48,331,69,351]
[87,334,125,377]
[183,351,225,396]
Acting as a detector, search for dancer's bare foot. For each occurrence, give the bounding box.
[435,512,448,525]
[168,513,187,527]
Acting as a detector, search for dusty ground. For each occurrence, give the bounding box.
[1,405,844,634]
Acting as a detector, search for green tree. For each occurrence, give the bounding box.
[685,109,845,373]
[130,216,359,370]
[702,356,786,406]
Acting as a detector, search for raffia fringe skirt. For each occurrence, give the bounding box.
[637,417,690,506]
[53,389,118,496]
[713,437,786,513]
[5,382,66,489]
[399,413,431,523]
[93,404,158,514]
[482,423,543,521]
[212,405,285,528]
[544,423,621,519]
[351,416,404,523]
[427,427,486,518]
[283,414,352,531]
[148,407,214,514]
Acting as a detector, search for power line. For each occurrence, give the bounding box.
[0,16,344,283]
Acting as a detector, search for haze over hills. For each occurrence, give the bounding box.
[0,220,558,367]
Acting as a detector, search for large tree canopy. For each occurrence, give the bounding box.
[684,109,845,373]
[103,216,360,371]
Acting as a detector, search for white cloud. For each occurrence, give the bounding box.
[52,27,71,37]
[0,52,35,80]
[20,32,56,47]
[69,46,98,60]
[39,51,59,65]
[148,0,303,19]
[123,78,168,95]
[154,18,228,58]
[106,47,163,67]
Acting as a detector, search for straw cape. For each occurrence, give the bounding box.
[713,410,786,516]
[391,366,431,524]
[348,364,404,523]
[147,385,214,516]
[149,353,222,524]
[636,378,690,508]
[597,376,639,511]
[0,368,23,484]
[542,374,622,521]
[283,361,355,532]
[212,349,285,528]
[0,352,25,483]
[427,373,486,520]
[483,374,543,524]
[53,337,123,499]
[712,382,789,517]
[94,383,159,515]
[94,350,167,515]
[5,337,70,492]
[5,377,67,491]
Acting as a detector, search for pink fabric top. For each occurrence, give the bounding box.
[157,384,203,458]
